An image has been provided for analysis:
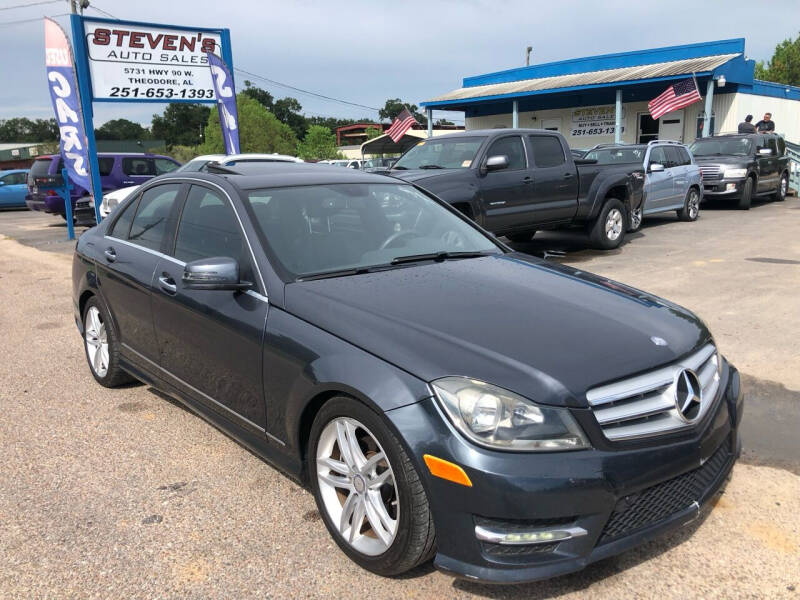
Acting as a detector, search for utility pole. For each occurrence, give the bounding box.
[526,46,532,66]
[69,0,77,13]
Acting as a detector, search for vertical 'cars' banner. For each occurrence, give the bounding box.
[206,52,240,155]
[44,18,92,191]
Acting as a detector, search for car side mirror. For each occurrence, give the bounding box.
[648,163,665,173]
[483,155,509,174]
[182,256,251,291]
[758,148,773,156]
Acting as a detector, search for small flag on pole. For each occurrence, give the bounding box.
[386,107,418,142]
[648,78,702,120]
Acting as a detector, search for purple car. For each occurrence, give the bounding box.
[26,153,180,222]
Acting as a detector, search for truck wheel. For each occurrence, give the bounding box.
[737,178,753,210]
[677,188,701,222]
[589,199,626,250]
[773,173,788,201]
[506,231,536,243]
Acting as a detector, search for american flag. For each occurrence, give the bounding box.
[386,107,418,142]
[648,78,702,120]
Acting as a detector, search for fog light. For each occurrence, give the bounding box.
[475,524,587,545]
[726,183,737,191]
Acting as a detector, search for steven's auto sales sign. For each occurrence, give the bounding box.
[83,20,223,102]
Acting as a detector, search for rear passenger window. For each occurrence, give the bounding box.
[664,147,682,168]
[679,147,692,165]
[174,185,246,268]
[776,137,786,156]
[109,197,138,238]
[127,184,181,251]
[154,158,179,175]
[528,136,565,167]
[767,138,779,155]
[486,136,526,171]
[97,157,115,176]
[123,157,156,176]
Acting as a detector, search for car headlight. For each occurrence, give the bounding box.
[723,168,747,179]
[431,377,590,451]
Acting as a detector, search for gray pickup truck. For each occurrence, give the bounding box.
[388,129,645,249]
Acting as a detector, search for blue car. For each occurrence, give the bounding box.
[0,169,29,208]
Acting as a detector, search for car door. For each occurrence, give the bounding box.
[527,134,579,222]
[150,183,269,431]
[98,182,184,366]
[479,134,532,232]
[665,146,687,207]
[121,156,156,187]
[643,146,672,213]
[755,136,776,193]
[0,172,27,207]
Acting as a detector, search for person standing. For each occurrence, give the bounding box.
[755,113,775,132]
[738,115,756,133]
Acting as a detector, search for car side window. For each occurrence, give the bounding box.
[97,157,115,176]
[2,172,26,185]
[154,158,179,175]
[528,135,566,168]
[679,147,692,165]
[664,147,682,168]
[123,157,156,176]
[486,136,526,171]
[776,137,786,156]
[127,184,181,251]
[174,185,251,279]
[108,196,138,239]
[767,138,778,155]
[649,146,667,167]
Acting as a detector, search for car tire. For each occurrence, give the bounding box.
[773,172,788,201]
[506,231,537,243]
[737,178,753,210]
[308,396,436,576]
[82,296,134,388]
[589,198,627,250]
[677,187,701,222]
[627,204,643,232]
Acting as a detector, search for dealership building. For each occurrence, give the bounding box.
[420,38,800,148]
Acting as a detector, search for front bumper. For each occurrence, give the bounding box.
[386,361,743,584]
[702,179,745,198]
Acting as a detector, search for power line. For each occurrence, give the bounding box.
[0,10,66,25]
[0,0,60,11]
[88,3,116,18]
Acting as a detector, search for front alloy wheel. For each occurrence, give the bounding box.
[316,417,399,555]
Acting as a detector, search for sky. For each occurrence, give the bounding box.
[1,0,798,129]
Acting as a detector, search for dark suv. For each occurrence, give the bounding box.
[690,133,790,210]
[26,152,180,221]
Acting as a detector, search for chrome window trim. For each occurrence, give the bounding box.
[105,235,185,266]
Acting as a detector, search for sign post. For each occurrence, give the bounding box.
[66,16,232,221]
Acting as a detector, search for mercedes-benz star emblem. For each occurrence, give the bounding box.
[674,369,702,423]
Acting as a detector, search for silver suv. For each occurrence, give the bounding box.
[584,140,703,230]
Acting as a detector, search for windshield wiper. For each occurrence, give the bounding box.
[392,165,408,170]
[390,251,494,265]
[418,164,445,169]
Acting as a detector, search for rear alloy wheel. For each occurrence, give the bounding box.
[677,188,701,222]
[83,297,133,387]
[773,173,788,201]
[589,198,626,249]
[309,397,436,576]
[628,205,643,232]
[738,177,753,210]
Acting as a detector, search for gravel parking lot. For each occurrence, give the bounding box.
[1,197,798,599]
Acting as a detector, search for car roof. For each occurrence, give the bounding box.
[35,152,174,159]
[158,162,401,189]
[189,153,304,163]
[417,128,562,142]
[0,168,28,174]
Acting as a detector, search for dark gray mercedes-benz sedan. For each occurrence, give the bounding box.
[72,163,743,583]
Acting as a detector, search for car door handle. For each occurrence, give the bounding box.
[523,176,534,184]
[158,274,177,295]
[563,173,573,179]
[104,247,116,262]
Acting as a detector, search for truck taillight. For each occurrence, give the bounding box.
[46,189,58,196]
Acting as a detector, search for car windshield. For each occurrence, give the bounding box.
[245,183,501,279]
[393,137,484,170]
[584,147,645,164]
[689,138,753,156]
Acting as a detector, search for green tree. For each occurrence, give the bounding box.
[755,33,800,85]
[273,97,308,139]
[296,124,341,160]
[95,118,150,140]
[379,98,427,126]
[0,117,58,142]
[198,93,298,155]
[151,104,211,146]
[242,80,274,111]
[435,118,454,126]
[364,126,383,140]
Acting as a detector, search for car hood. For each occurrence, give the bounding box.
[284,254,710,407]
[693,156,750,166]
[388,169,453,183]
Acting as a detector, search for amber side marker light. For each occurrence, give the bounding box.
[423,454,473,487]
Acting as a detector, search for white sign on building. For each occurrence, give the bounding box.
[83,21,223,101]
[570,105,625,137]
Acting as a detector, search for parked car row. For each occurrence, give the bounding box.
[72,159,744,584]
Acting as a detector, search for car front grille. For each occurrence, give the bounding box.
[699,165,721,180]
[586,344,720,442]
[598,439,731,544]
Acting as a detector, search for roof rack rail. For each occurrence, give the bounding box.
[647,139,684,146]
